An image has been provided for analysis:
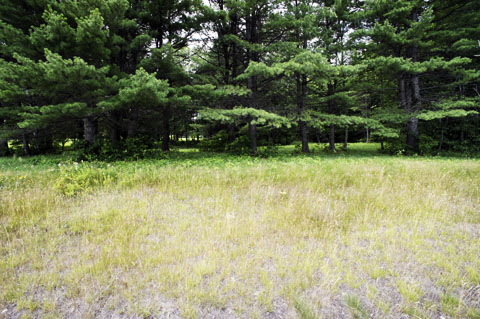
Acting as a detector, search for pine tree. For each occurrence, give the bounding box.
[353,0,477,153]
[195,0,287,154]
[136,0,206,151]
[15,50,111,148]
[0,0,49,154]
[1,0,479,157]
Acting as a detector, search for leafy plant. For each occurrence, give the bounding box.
[55,165,117,196]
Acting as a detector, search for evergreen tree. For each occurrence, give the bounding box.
[136,0,206,151]
[353,0,477,153]
[15,50,111,148]
[1,0,479,157]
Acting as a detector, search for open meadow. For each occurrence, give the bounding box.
[1,144,480,319]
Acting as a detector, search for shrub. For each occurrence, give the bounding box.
[256,145,279,157]
[419,134,438,155]
[70,136,166,162]
[198,130,229,152]
[382,136,407,155]
[55,165,117,196]
[226,135,251,154]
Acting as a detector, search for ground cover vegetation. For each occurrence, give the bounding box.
[0,0,479,157]
[1,144,480,318]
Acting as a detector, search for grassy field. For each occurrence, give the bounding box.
[1,144,480,319]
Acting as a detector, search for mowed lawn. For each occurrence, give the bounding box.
[1,145,480,319]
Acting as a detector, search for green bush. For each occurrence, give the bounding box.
[256,145,279,157]
[382,136,407,155]
[292,141,302,154]
[198,130,229,152]
[55,165,117,196]
[226,135,251,154]
[419,134,438,155]
[70,136,166,162]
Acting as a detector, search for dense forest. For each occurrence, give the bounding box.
[0,0,479,158]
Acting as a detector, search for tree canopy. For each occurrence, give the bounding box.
[1,0,479,157]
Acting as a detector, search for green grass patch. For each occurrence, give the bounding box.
[1,144,480,318]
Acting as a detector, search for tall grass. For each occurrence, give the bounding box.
[1,146,480,318]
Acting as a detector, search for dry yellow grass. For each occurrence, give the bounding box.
[1,152,480,318]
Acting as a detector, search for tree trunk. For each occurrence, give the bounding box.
[83,117,97,147]
[409,73,420,153]
[44,135,54,153]
[365,128,370,143]
[327,82,336,151]
[35,133,54,153]
[300,122,309,152]
[127,108,138,139]
[249,122,257,155]
[406,117,419,152]
[407,87,420,153]
[110,126,120,145]
[297,72,309,153]
[162,106,170,151]
[227,124,236,142]
[32,130,39,152]
[343,127,348,150]
[399,73,419,153]
[0,138,9,156]
[399,76,407,110]
[296,33,309,153]
[406,11,421,153]
[247,70,258,155]
[22,132,30,156]
[329,124,335,151]
[437,119,444,154]
[246,9,259,156]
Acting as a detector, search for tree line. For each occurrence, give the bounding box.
[0,0,479,157]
